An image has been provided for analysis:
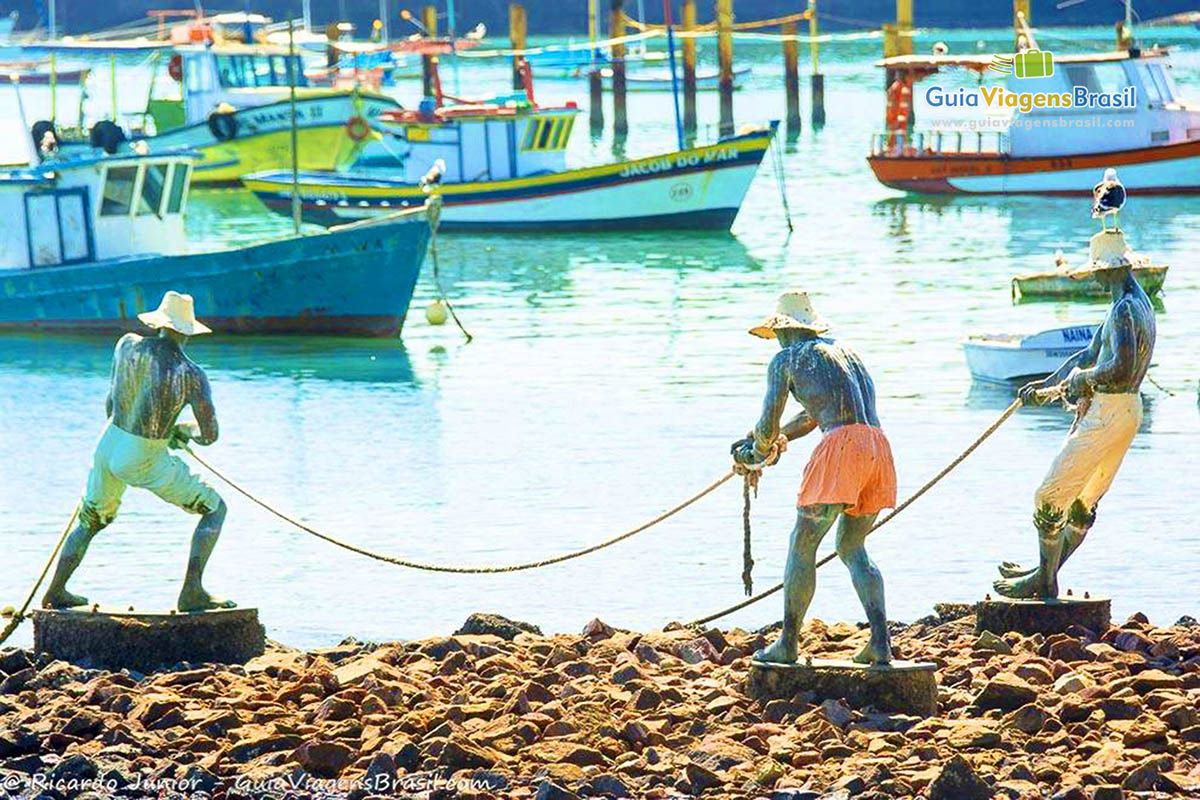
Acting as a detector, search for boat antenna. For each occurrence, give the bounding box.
[288,16,301,234]
[662,0,684,150]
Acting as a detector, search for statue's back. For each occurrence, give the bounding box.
[109,334,193,439]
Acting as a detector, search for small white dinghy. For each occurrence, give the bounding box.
[963,324,1098,385]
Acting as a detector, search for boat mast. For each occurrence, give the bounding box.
[48,0,56,39]
[662,0,683,149]
[288,17,301,235]
[302,0,312,32]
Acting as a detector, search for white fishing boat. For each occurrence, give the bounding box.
[244,75,777,231]
[963,324,1098,384]
[1012,250,1168,299]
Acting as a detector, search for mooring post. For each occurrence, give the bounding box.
[422,4,438,97]
[588,0,604,133]
[809,0,824,127]
[782,20,800,137]
[1013,0,1031,52]
[509,3,527,91]
[611,0,628,137]
[682,0,697,138]
[715,0,733,136]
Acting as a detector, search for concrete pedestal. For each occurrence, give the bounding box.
[748,659,938,716]
[975,596,1111,636]
[32,606,265,672]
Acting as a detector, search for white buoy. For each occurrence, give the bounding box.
[425,299,449,325]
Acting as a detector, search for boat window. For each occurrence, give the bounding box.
[166,163,190,214]
[252,56,273,87]
[521,119,541,150]
[1063,63,1129,96]
[215,55,240,88]
[100,166,138,216]
[271,55,289,84]
[1137,63,1163,104]
[557,116,575,148]
[1148,64,1175,103]
[538,119,557,150]
[137,163,168,217]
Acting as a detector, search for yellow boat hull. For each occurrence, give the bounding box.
[191,124,365,185]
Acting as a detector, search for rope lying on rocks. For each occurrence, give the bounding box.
[0,503,80,647]
[687,398,1025,627]
[186,445,735,574]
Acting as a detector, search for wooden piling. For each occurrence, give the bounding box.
[509,3,527,91]
[809,0,824,127]
[682,0,697,137]
[588,0,603,132]
[421,4,438,97]
[715,0,733,137]
[610,0,628,137]
[1013,0,1031,52]
[782,21,800,135]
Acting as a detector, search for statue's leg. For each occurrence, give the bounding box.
[834,512,891,665]
[42,513,107,609]
[754,504,842,664]
[177,499,236,612]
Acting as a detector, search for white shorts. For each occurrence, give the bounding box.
[82,423,222,527]
[1034,392,1142,514]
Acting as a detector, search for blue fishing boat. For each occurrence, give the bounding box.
[0,147,431,336]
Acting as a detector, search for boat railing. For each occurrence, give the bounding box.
[870,130,1008,158]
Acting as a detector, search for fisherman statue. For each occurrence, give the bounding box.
[42,291,235,613]
[732,292,897,665]
[995,207,1154,600]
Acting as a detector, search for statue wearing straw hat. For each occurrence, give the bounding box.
[42,291,234,613]
[996,225,1155,600]
[732,292,897,665]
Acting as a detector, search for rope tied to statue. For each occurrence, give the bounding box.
[731,434,789,596]
[0,503,80,647]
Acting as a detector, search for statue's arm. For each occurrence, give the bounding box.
[105,336,127,418]
[781,410,818,441]
[1075,303,1137,391]
[749,352,792,458]
[187,369,220,446]
[1045,326,1103,385]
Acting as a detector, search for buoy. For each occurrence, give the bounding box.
[0,605,14,618]
[425,300,449,325]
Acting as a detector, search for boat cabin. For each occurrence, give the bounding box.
[150,44,309,134]
[871,48,1200,158]
[0,151,193,271]
[362,101,581,183]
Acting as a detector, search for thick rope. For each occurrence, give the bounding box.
[423,195,473,343]
[732,435,788,597]
[186,445,734,574]
[687,399,1024,627]
[0,503,80,647]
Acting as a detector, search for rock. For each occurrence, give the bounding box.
[0,667,35,694]
[180,765,220,794]
[928,755,992,800]
[1003,703,1049,734]
[934,603,973,623]
[315,695,358,722]
[60,710,104,738]
[974,673,1037,711]
[973,631,1013,654]
[610,663,644,686]
[820,698,853,728]
[1121,754,1171,792]
[455,612,542,641]
[294,740,355,778]
[0,649,33,676]
[1054,672,1094,695]
[631,687,661,711]
[771,791,820,800]
[685,761,726,792]
[581,618,616,640]
[50,754,99,784]
[828,775,867,795]
[418,637,464,660]
[364,751,396,790]
[1121,715,1168,747]
[225,733,305,763]
[586,774,631,797]
[527,740,607,767]
[1091,787,1123,800]
[439,735,503,769]
[534,781,580,800]
[675,636,721,664]
[688,736,758,772]
[1048,638,1094,663]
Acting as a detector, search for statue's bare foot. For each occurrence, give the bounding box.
[997,561,1038,579]
[42,589,88,609]
[177,588,237,613]
[753,637,798,664]
[852,639,892,666]
[994,572,1054,600]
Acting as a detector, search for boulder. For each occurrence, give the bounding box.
[928,755,992,800]
[455,613,543,641]
[294,740,355,778]
[973,673,1037,711]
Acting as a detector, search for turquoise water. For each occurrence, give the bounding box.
[2,27,1199,648]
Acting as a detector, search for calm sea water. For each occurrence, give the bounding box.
[2,27,1199,648]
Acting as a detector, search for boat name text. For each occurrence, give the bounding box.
[618,147,738,178]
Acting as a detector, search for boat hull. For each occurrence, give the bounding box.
[146,93,399,185]
[1013,265,1168,299]
[0,211,430,337]
[244,127,774,231]
[869,139,1200,194]
[963,342,1087,384]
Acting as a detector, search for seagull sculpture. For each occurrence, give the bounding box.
[1091,167,1126,232]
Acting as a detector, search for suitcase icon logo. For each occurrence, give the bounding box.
[989,50,1054,79]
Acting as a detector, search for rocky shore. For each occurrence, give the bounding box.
[1,608,1199,799]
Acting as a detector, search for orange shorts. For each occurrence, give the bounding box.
[799,424,897,516]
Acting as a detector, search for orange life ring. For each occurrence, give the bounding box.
[346,116,371,141]
[168,54,183,82]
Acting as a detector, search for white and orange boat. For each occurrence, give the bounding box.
[868,47,1200,194]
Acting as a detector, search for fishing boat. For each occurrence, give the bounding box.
[0,145,431,335]
[963,324,1098,384]
[868,46,1200,194]
[1012,251,1168,300]
[53,44,400,185]
[0,61,89,84]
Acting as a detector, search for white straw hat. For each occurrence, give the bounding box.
[138,291,212,336]
[749,291,831,339]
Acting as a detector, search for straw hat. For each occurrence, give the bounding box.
[138,291,212,336]
[749,291,831,339]
[1068,230,1133,279]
